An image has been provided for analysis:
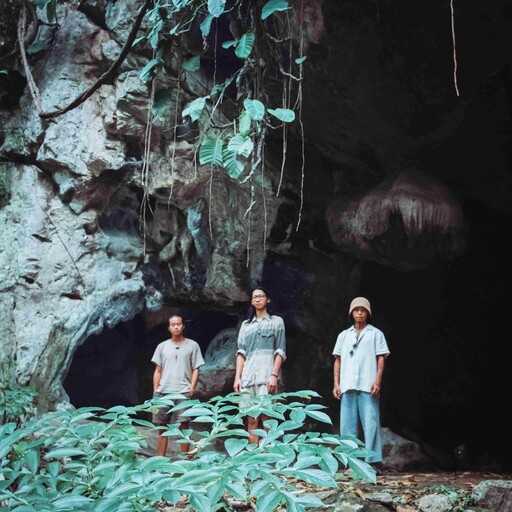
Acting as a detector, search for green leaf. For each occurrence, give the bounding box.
[268,108,295,122]
[290,409,306,423]
[225,438,248,457]
[227,134,254,157]
[131,418,157,428]
[189,492,211,511]
[46,461,61,477]
[182,96,208,122]
[152,88,174,119]
[183,55,200,72]
[256,490,283,510]
[239,110,252,137]
[139,57,161,82]
[304,410,332,424]
[235,32,255,59]
[200,14,214,39]
[184,406,214,417]
[208,0,226,17]
[281,468,337,487]
[346,456,376,484]
[105,482,142,498]
[243,99,265,120]
[293,494,324,507]
[215,428,249,438]
[44,448,85,459]
[139,457,175,472]
[27,42,49,55]
[191,416,215,423]
[222,148,245,179]
[24,449,40,473]
[221,40,237,49]
[256,489,282,511]
[52,495,94,508]
[319,451,339,475]
[176,468,221,486]
[295,56,307,64]
[293,455,321,470]
[224,481,247,500]
[199,137,224,166]
[131,36,144,47]
[46,0,57,23]
[261,0,290,20]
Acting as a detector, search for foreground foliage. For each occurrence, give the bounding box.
[0,389,377,511]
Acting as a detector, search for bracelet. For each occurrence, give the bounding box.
[271,373,278,378]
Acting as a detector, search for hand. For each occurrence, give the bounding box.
[370,382,381,397]
[267,374,278,392]
[333,385,341,400]
[233,377,242,392]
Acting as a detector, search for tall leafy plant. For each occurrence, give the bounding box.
[0,384,37,426]
[0,390,377,511]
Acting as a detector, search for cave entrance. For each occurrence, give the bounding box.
[360,202,510,470]
[63,310,239,413]
[63,314,148,410]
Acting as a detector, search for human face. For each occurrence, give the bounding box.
[168,316,185,337]
[352,307,369,324]
[251,289,270,310]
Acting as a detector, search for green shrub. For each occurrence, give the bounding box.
[0,390,376,511]
[0,384,37,426]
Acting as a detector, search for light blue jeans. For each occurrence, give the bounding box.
[340,390,382,463]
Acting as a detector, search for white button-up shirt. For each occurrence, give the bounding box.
[332,324,390,393]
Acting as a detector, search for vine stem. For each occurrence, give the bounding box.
[17,2,42,114]
[295,3,306,231]
[40,0,153,119]
[209,165,214,240]
[32,169,85,290]
[0,0,38,64]
[450,0,460,97]
[261,149,267,252]
[140,78,156,255]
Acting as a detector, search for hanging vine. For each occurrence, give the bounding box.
[450,0,460,97]
[7,0,310,256]
[140,0,305,187]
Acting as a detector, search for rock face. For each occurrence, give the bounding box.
[472,480,512,512]
[1,0,511,470]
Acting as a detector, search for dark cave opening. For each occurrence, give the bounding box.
[63,310,239,413]
[360,201,511,471]
[63,314,147,409]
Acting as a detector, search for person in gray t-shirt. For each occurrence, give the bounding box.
[233,287,286,444]
[152,314,204,456]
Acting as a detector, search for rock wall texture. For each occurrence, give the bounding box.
[1,0,511,468]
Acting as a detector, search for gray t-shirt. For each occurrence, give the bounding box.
[152,338,205,393]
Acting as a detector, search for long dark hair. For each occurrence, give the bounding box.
[246,286,275,321]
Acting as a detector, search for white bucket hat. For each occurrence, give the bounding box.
[349,297,372,316]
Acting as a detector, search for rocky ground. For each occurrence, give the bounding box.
[139,427,512,511]
[151,461,512,511]
[158,472,512,511]
[351,470,512,511]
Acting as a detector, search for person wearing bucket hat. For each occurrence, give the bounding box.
[332,297,390,469]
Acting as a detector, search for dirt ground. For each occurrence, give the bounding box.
[349,470,512,505]
[141,431,512,509]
